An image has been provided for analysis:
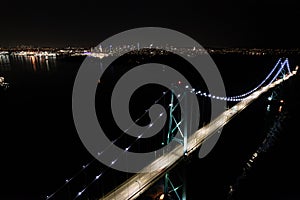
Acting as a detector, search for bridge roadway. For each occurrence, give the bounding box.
[100,72,295,200]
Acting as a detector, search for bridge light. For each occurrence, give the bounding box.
[278,105,282,112]
[159,193,165,199]
[268,97,272,101]
[111,159,117,165]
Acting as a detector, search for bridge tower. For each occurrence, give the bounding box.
[268,58,292,108]
[163,89,188,200]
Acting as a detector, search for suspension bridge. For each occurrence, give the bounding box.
[46,57,298,200]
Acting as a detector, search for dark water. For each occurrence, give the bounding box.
[0,54,299,200]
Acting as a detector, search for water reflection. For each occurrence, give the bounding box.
[0,55,11,72]
[0,55,57,72]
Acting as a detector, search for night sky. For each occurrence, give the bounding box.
[1,0,300,48]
